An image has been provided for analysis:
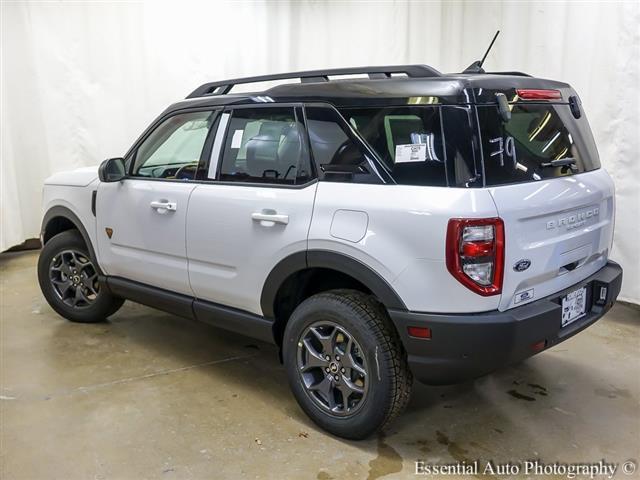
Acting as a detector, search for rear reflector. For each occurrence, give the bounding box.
[408,326,432,339]
[531,340,546,353]
[516,89,562,100]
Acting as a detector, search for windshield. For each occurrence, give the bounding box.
[477,103,601,186]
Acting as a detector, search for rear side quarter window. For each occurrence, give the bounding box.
[340,106,447,187]
[304,106,385,184]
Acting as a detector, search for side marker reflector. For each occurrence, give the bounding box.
[408,326,432,339]
[531,340,546,353]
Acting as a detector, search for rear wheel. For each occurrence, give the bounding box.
[283,290,412,439]
[37,230,123,322]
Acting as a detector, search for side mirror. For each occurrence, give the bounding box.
[98,157,126,182]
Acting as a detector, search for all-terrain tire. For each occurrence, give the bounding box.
[283,289,412,439]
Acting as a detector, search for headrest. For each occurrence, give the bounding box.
[256,121,285,141]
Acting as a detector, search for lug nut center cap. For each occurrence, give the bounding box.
[329,362,339,373]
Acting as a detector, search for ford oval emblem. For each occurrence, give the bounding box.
[514,259,531,272]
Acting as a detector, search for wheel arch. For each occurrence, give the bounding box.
[41,206,99,267]
[261,250,407,346]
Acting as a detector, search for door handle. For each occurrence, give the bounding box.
[251,210,289,225]
[150,200,177,212]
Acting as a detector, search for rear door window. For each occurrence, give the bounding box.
[477,103,601,186]
[218,107,313,185]
[339,106,446,186]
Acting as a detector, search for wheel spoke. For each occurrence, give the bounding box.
[309,376,335,408]
[82,272,100,295]
[340,336,367,377]
[85,272,98,282]
[75,254,92,273]
[86,282,99,296]
[300,338,329,371]
[72,286,88,306]
[343,355,366,377]
[339,376,364,402]
[70,251,80,266]
[309,326,337,356]
[58,259,72,276]
[342,334,353,356]
[52,278,73,296]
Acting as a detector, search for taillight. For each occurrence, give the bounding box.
[516,89,562,101]
[446,218,504,296]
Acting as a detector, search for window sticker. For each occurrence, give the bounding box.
[411,132,442,162]
[395,144,426,163]
[231,129,244,149]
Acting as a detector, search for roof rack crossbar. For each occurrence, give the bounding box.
[186,64,441,98]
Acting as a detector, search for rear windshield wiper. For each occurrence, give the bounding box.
[540,158,577,168]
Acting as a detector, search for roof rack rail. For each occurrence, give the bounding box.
[186,64,441,99]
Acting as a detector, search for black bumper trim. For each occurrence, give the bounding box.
[388,261,623,385]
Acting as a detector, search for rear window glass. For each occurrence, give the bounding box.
[477,104,601,186]
[339,106,447,186]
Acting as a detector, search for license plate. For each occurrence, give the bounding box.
[561,287,587,327]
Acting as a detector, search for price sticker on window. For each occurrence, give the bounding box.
[395,144,426,163]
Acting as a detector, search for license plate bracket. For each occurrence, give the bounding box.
[561,286,587,327]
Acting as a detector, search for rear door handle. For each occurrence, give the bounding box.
[251,210,289,225]
[150,200,177,212]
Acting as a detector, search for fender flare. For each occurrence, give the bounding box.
[260,250,406,318]
[41,206,99,267]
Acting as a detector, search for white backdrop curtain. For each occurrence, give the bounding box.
[1,1,638,304]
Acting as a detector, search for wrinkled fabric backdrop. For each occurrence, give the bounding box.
[1,1,639,304]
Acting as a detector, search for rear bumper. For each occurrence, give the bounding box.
[388,261,623,385]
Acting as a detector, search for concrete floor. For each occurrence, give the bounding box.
[1,250,639,480]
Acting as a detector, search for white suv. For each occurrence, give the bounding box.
[38,65,623,439]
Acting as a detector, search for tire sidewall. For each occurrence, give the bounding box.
[283,293,395,439]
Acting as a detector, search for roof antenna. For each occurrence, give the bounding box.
[463,30,500,74]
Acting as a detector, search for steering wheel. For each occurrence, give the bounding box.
[174,163,198,180]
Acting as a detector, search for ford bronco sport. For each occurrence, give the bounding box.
[38,64,622,439]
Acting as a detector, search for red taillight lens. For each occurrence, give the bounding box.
[446,218,504,296]
[461,240,494,257]
[516,89,562,100]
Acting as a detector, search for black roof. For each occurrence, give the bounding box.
[167,64,573,113]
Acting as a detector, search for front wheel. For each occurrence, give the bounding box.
[283,290,412,439]
[37,230,123,323]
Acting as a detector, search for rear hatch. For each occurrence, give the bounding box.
[475,92,614,311]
